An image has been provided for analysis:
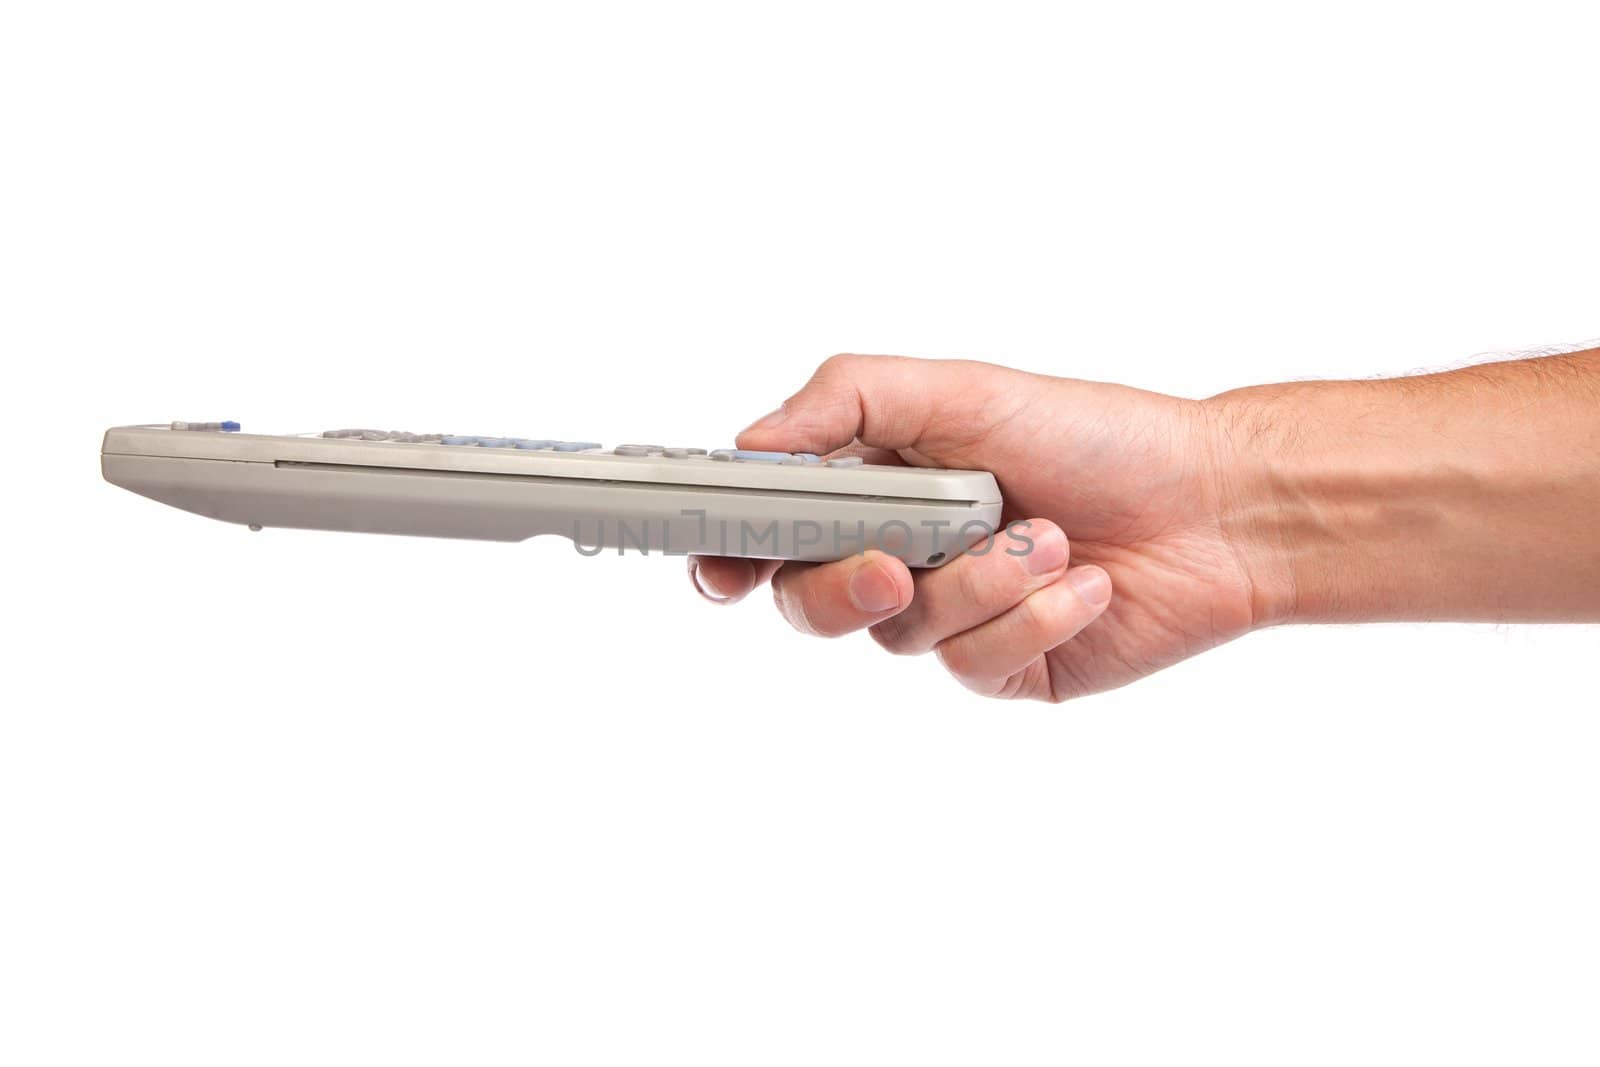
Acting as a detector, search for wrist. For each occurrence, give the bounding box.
[1199,387,1306,629]
[1203,377,1440,627]
[1201,354,1600,626]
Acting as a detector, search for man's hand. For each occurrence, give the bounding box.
[690,349,1600,702]
[687,355,1267,701]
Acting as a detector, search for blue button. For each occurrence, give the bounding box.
[512,439,557,450]
[476,437,513,448]
[441,435,478,446]
[221,421,241,432]
[726,449,795,463]
[553,441,602,452]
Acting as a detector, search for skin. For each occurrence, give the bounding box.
[689,350,1600,702]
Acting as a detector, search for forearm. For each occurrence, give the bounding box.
[1211,349,1600,625]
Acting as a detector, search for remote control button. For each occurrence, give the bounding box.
[476,437,514,448]
[663,447,705,458]
[613,445,655,456]
[794,453,821,463]
[552,441,602,452]
[711,449,795,463]
[512,439,557,450]
[826,456,864,467]
[441,435,478,446]
[172,421,240,432]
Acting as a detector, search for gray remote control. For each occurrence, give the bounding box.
[102,423,1004,567]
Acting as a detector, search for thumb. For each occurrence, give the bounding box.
[736,354,1029,457]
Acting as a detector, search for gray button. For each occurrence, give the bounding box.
[613,445,654,456]
[662,447,692,458]
[826,456,864,467]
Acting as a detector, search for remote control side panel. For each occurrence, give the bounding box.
[102,425,1005,567]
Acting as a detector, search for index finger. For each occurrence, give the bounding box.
[768,551,914,637]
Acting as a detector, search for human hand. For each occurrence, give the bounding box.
[688,355,1264,701]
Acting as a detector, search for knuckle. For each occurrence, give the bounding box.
[955,551,1002,609]
[933,637,977,682]
[1013,517,1062,553]
[802,594,846,637]
[950,545,1029,619]
[937,648,1010,699]
[967,674,1012,699]
[815,352,874,383]
[1012,588,1059,640]
[1003,519,1062,568]
[815,353,855,381]
[868,616,926,656]
[772,568,849,638]
[770,570,818,636]
[1021,583,1083,646]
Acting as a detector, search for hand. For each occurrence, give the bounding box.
[688,354,1264,701]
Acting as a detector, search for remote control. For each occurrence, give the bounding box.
[101,423,1004,567]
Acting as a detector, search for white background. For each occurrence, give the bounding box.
[2,1,1596,1063]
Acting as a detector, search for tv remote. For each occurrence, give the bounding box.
[101,423,1005,567]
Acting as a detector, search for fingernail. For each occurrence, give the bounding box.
[688,558,732,602]
[1024,526,1069,575]
[1066,566,1112,605]
[740,406,789,434]
[848,561,901,614]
